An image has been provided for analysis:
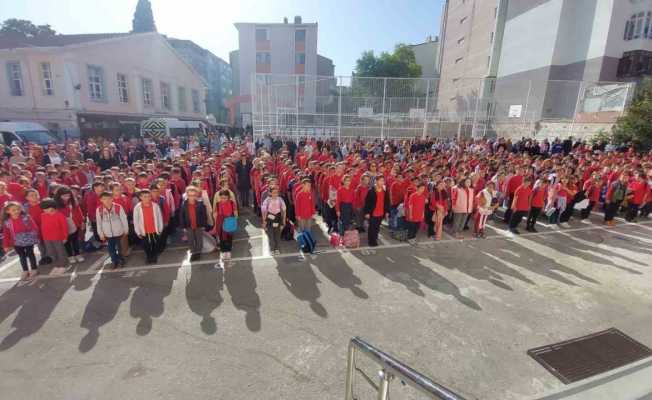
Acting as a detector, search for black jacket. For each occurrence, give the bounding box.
[235,160,252,190]
[363,188,391,217]
[179,199,209,229]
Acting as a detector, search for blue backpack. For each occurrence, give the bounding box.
[297,230,316,254]
[222,216,238,233]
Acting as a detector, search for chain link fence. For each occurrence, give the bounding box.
[251,74,634,141]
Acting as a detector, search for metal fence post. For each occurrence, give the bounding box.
[523,79,532,137]
[377,370,390,400]
[422,79,431,139]
[381,77,387,140]
[569,80,585,139]
[295,75,299,142]
[345,342,356,400]
[338,77,343,142]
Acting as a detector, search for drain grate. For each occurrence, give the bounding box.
[528,328,652,384]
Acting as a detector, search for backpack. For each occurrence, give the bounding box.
[222,216,238,233]
[342,229,360,249]
[329,232,342,248]
[6,216,39,247]
[611,182,626,203]
[297,230,316,254]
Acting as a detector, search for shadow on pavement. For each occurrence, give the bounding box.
[0,277,73,351]
[184,265,224,335]
[349,250,482,311]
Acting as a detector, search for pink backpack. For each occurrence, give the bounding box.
[329,232,342,248]
[342,229,360,249]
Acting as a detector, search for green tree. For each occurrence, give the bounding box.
[354,44,422,78]
[0,19,56,38]
[132,0,157,33]
[612,77,652,150]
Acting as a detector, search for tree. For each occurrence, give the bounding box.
[354,44,422,78]
[132,0,157,33]
[0,19,56,38]
[612,77,652,150]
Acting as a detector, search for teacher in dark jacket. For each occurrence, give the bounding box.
[235,153,252,208]
[363,175,391,247]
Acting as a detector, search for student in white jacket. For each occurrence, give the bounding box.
[133,190,164,263]
[96,192,129,268]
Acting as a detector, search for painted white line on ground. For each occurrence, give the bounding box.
[1,220,650,286]
[0,257,20,275]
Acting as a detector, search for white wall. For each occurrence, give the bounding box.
[497,0,563,77]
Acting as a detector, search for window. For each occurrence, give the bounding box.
[645,12,651,38]
[490,31,494,44]
[6,62,23,96]
[87,65,105,101]
[160,82,171,110]
[295,29,306,42]
[255,28,268,41]
[256,52,271,64]
[116,73,129,103]
[452,77,460,83]
[494,7,498,18]
[142,78,153,107]
[41,62,54,96]
[455,57,464,64]
[178,86,187,112]
[487,56,491,67]
[460,16,467,24]
[626,15,636,40]
[191,89,200,113]
[295,53,305,65]
[634,12,645,38]
[457,36,465,45]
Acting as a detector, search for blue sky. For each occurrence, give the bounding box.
[0,0,444,76]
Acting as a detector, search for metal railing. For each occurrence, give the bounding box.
[345,336,468,400]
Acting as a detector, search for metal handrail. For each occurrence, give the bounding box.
[345,337,468,400]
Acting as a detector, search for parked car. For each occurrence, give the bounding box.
[0,122,58,146]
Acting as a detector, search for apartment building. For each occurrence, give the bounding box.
[437,0,647,137]
[437,0,501,121]
[168,38,232,124]
[229,16,334,126]
[409,36,441,78]
[0,32,206,138]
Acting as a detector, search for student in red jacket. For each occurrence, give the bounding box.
[406,183,427,243]
[526,177,549,232]
[40,198,69,275]
[2,201,40,280]
[626,170,648,222]
[509,177,533,235]
[354,174,370,232]
[54,186,85,264]
[581,173,602,220]
[294,179,315,233]
[336,175,355,233]
[84,181,105,241]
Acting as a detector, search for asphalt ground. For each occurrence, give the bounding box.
[1,210,652,400]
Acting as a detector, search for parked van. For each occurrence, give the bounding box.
[0,122,58,146]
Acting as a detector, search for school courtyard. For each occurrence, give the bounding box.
[1,212,652,400]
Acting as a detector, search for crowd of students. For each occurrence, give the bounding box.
[0,135,650,281]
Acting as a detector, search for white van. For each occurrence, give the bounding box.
[0,122,58,146]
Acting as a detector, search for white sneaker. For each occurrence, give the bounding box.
[76,255,85,262]
[68,256,77,264]
[561,222,571,228]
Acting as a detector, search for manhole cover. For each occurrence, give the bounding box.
[528,328,652,384]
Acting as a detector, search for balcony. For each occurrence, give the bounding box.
[256,64,271,73]
[295,41,305,52]
[256,40,271,51]
[294,64,305,74]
